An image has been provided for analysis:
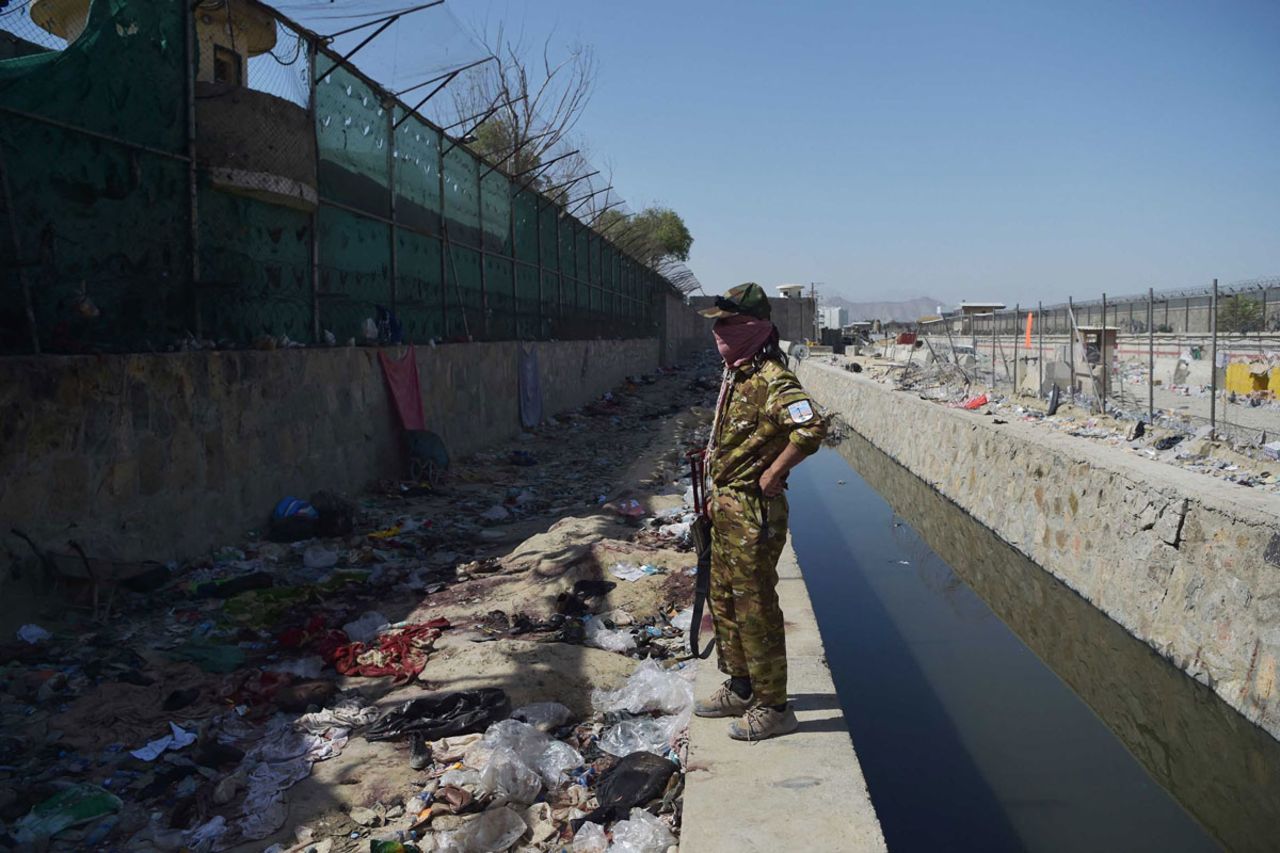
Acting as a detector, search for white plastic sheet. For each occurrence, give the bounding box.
[608,808,677,853]
[583,616,636,653]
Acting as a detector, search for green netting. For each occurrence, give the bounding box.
[0,1,672,353]
[442,147,479,247]
[516,264,539,339]
[0,0,188,352]
[198,186,312,343]
[539,204,559,272]
[443,242,481,340]
[513,193,538,262]
[396,229,444,342]
[393,110,441,233]
[480,171,510,255]
[315,59,390,215]
[485,255,514,339]
[317,205,390,341]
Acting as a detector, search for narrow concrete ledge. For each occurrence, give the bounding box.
[681,541,886,853]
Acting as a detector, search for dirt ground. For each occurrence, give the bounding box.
[0,358,720,852]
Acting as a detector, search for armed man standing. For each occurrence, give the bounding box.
[694,283,827,741]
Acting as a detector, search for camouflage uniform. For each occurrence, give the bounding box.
[706,356,826,706]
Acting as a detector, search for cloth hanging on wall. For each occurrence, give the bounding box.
[519,344,544,428]
[378,346,425,431]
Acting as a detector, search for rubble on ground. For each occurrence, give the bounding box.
[825,354,1280,494]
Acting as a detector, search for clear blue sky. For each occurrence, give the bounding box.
[316,0,1280,307]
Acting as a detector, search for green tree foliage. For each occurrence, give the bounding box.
[602,206,693,267]
[1217,295,1264,333]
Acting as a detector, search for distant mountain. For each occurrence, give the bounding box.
[820,295,942,323]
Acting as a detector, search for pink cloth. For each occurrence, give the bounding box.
[713,317,776,367]
[378,347,426,430]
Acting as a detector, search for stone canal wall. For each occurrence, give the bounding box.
[797,360,1280,741]
[0,339,657,570]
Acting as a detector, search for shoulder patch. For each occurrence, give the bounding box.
[787,400,815,424]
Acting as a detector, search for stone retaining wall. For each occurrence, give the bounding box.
[0,339,657,573]
[797,360,1280,740]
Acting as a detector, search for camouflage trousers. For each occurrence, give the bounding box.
[708,486,789,706]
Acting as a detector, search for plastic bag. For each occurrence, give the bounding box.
[435,806,526,853]
[479,746,543,805]
[510,701,573,732]
[598,718,681,758]
[579,751,679,825]
[11,784,123,843]
[609,808,676,853]
[476,720,583,787]
[669,609,694,632]
[572,822,609,853]
[584,616,636,653]
[439,768,481,790]
[303,545,340,570]
[592,660,693,718]
[342,611,388,644]
[364,688,510,742]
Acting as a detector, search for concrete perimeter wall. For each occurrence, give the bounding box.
[797,361,1280,741]
[0,339,657,568]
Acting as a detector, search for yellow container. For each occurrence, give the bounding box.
[1226,362,1268,394]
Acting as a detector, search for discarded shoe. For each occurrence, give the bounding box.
[409,732,431,771]
[694,680,754,719]
[728,704,798,741]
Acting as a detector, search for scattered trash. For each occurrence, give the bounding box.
[130,721,197,761]
[1155,435,1185,451]
[607,807,677,853]
[16,623,51,644]
[610,562,659,583]
[365,689,510,742]
[11,784,123,844]
[435,804,526,852]
[669,609,694,632]
[579,751,679,825]
[583,615,636,653]
[303,545,340,570]
[342,610,390,644]
[510,701,574,733]
[593,660,694,718]
[572,821,609,853]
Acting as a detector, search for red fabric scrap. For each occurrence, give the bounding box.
[324,623,444,683]
[378,346,426,431]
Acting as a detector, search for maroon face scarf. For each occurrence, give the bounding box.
[713,315,777,367]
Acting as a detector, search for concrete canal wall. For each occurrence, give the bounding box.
[797,360,1280,741]
[0,339,657,569]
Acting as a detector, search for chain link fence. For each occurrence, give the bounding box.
[893,278,1280,451]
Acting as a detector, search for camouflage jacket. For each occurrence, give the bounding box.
[707,357,826,490]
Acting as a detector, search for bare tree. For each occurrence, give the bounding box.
[451,22,596,185]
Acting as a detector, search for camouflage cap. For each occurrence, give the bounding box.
[699,282,772,320]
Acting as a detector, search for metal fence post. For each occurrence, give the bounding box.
[991,313,996,387]
[1037,300,1043,394]
[1148,286,1155,423]
[1068,296,1076,400]
[1013,302,1020,392]
[1209,279,1219,439]
[1101,292,1108,407]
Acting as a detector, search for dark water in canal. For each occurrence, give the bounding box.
[787,435,1280,853]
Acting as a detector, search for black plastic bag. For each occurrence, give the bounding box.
[364,688,510,742]
[576,751,679,827]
